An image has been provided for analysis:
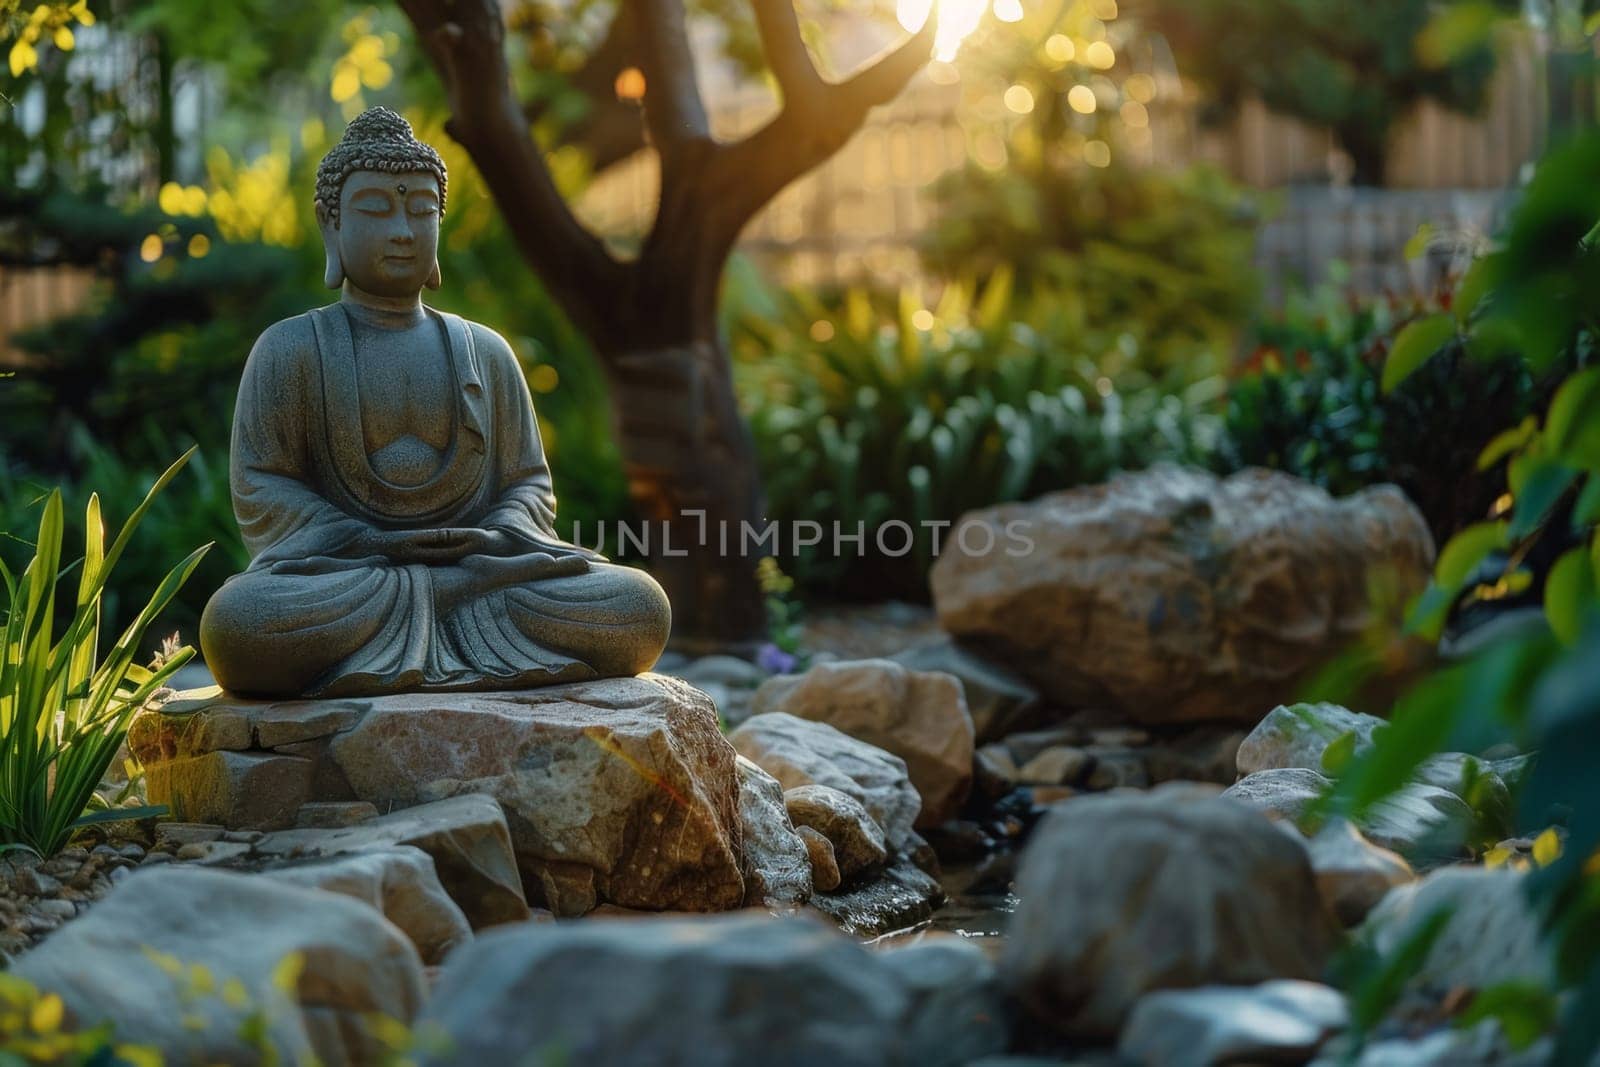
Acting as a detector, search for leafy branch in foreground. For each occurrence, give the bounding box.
[1318,132,1600,1064]
[0,449,210,858]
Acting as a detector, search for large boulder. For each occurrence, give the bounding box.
[417,913,1002,1066]
[930,466,1434,724]
[1002,791,1340,1037]
[132,677,746,916]
[730,713,921,854]
[753,660,975,827]
[13,866,426,1066]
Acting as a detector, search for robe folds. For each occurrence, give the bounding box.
[200,303,670,698]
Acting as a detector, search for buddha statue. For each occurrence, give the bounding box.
[200,107,671,698]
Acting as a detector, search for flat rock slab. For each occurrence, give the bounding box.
[130,676,746,916]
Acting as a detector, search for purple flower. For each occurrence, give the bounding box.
[756,642,798,675]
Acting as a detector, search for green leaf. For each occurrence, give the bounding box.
[1574,477,1600,528]
[1404,222,1435,261]
[70,804,167,828]
[1320,730,1358,776]
[1436,520,1508,588]
[1509,463,1578,540]
[1478,415,1539,471]
[1383,314,1456,393]
[1546,546,1596,646]
[1454,252,1500,324]
[1545,367,1600,468]
[1458,981,1560,1049]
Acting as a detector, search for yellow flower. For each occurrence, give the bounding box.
[1532,828,1563,867]
[27,993,62,1035]
[9,37,38,76]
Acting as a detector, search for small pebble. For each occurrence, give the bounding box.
[33,899,76,921]
[14,869,62,896]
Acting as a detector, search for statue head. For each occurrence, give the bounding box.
[315,107,449,296]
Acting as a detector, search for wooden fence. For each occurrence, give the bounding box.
[0,266,97,366]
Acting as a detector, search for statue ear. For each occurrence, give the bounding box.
[425,259,442,290]
[314,198,344,290]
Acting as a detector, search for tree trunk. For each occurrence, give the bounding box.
[601,336,767,648]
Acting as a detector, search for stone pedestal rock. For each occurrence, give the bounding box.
[130,675,745,916]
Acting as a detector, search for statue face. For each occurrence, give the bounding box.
[323,169,441,297]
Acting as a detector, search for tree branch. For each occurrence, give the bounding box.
[521,5,648,175]
[751,0,821,107]
[396,0,626,340]
[705,8,935,243]
[629,0,712,154]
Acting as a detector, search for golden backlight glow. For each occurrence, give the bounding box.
[897,0,1006,62]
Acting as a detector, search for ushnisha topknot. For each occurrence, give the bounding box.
[314,106,447,226]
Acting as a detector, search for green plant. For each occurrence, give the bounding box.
[1,431,244,643]
[1219,282,1568,545]
[0,450,209,857]
[1319,133,1600,1063]
[731,271,1223,597]
[921,162,1259,376]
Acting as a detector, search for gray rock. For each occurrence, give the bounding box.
[785,784,887,882]
[735,756,812,907]
[730,713,921,853]
[753,659,974,827]
[1303,819,1414,926]
[798,826,842,892]
[418,913,976,1066]
[1221,768,1472,863]
[295,801,380,829]
[255,794,529,929]
[1119,980,1348,1066]
[891,637,1044,743]
[1312,1020,1551,1067]
[13,866,425,1066]
[154,822,224,849]
[809,862,945,937]
[258,846,473,965]
[1235,702,1387,777]
[1361,866,1552,994]
[671,653,766,687]
[1016,746,1089,786]
[1003,793,1339,1037]
[877,936,1009,1064]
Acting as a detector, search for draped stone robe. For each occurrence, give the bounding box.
[200,303,670,698]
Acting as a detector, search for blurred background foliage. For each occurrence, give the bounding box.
[0,0,1592,626]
